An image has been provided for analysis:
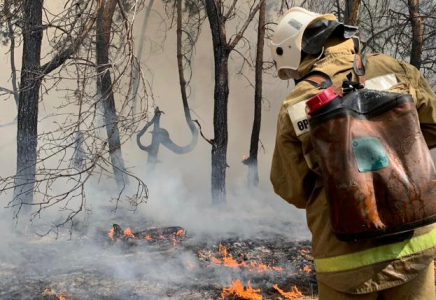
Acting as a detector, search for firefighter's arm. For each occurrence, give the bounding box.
[270,106,315,209]
[416,73,436,148]
[399,62,436,148]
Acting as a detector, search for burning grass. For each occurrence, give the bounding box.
[105,223,317,299]
[0,222,317,300]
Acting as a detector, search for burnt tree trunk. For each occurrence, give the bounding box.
[131,0,154,114]
[136,0,199,172]
[408,0,423,70]
[13,0,44,215]
[12,0,101,218]
[176,0,198,151]
[211,52,230,205]
[204,0,263,205]
[244,0,265,188]
[136,107,163,172]
[205,0,230,206]
[96,0,129,187]
[344,0,361,25]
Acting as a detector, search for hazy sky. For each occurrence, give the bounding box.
[0,1,307,236]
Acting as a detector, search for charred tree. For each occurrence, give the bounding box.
[96,0,129,187]
[131,0,155,114]
[175,0,198,156]
[204,0,264,205]
[137,106,197,170]
[137,107,164,171]
[408,0,423,70]
[13,0,102,216]
[136,0,199,172]
[13,0,44,215]
[243,0,266,189]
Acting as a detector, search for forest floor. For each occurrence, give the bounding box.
[0,217,319,300]
[2,211,433,300]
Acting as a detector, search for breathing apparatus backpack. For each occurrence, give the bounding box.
[303,52,436,242]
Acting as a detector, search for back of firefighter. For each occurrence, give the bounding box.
[270,7,436,300]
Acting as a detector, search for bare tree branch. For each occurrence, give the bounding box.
[40,0,104,76]
[228,0,265,50]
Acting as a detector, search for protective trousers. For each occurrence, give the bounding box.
[318,261,435,300]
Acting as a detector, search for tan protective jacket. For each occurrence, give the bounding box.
[271,38,436,294]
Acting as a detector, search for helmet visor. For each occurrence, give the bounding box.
[302,20,359,55]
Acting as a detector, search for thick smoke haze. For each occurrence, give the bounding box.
[0,1,308,238]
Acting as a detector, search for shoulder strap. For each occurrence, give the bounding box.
[352,37,366,85]
[296,71,332,89]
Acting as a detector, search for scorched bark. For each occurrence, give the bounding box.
[96,0,129,187]
[204,0,231,206]
[13,0,44,215]
[204,0,264,205]
[244,0,266,188]
[13,0,102,216]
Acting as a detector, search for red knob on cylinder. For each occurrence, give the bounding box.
[306,87,339,115]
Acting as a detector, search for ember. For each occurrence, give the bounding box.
[108,224,186,244]
[123,227,135,238]
[301,265,312,273]
[273,284,303,299]
[221,279,262,300]
[42,288,68,300]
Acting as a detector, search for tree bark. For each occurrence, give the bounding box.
[211,52,230,206]
[13,0,44,215]
[131,0,154,115]
[204,0,263,205]
[244,0,265,188]
[344,0,361,25]
[408,0,423,70]
[96,0,129,187]
[205,0,230,206]
[12,0,101,218]
[176,0,198,150]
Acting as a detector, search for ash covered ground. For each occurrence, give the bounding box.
[0,203,317,300]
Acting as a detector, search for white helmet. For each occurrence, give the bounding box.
[271,7,336,80]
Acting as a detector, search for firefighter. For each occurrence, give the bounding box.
[270,7,436,300]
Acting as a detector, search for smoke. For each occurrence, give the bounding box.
[0,2,311,299]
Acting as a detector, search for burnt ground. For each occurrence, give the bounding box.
[0,221,318,300]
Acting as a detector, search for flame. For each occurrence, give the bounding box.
[58,296,66,300]
[212,244,282,272]
[108,228,114,240]
[123,228,135,238]
[273,284,303,299]
[221,279,262,300]
[242,155,248,160]
[299,249,309,254]
[301,265,312,273]
[144,235,152,240]
[218,243,227,256]
[212,257,223,265]
[175,229,184,236]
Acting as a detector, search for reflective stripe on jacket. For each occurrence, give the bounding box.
[270,37,436,293]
